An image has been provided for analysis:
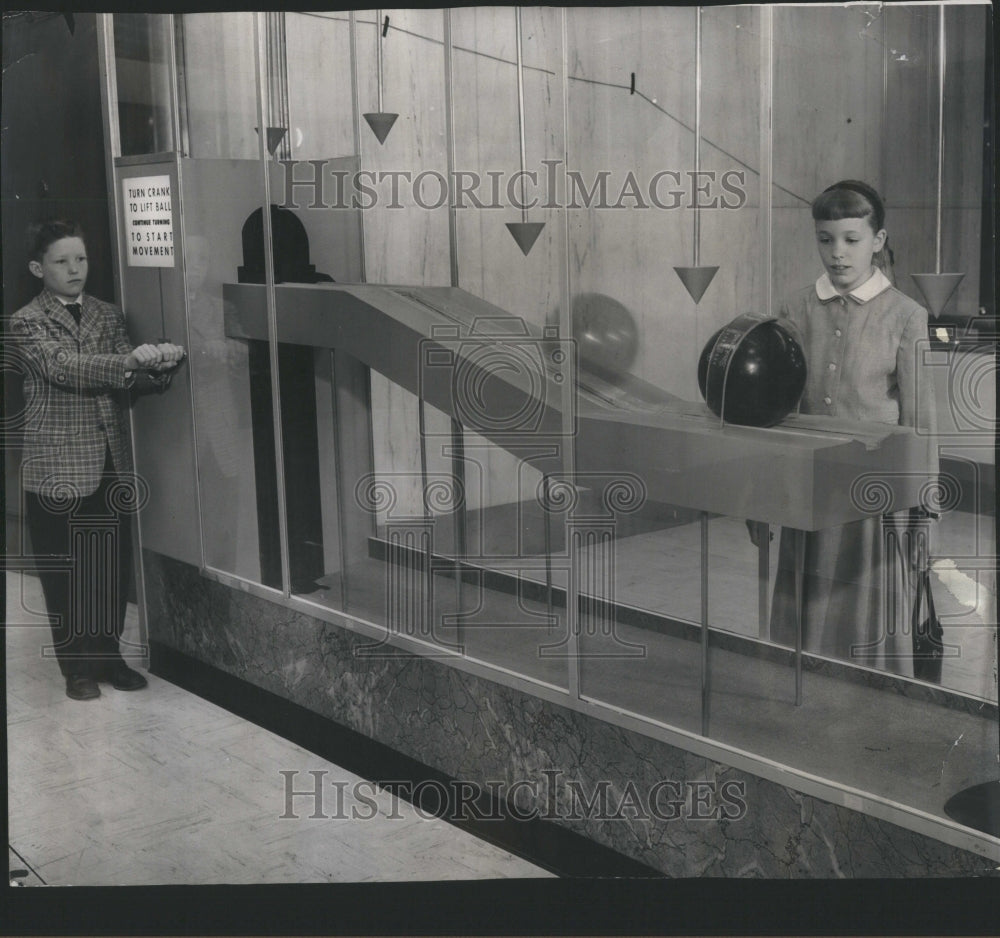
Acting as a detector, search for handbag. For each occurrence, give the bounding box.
[911,565,943,683]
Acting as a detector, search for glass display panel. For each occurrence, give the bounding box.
[723,1,996,831]
[560,1,997,836]
[357,8,450,650]
[447,5,571,688]
[105,6,996,849]
[176,12,265,583]
[770,1,995,699]
[271,11,364,616]
[114,13,174,155]
[563,5,765,735]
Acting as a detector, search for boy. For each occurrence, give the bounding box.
[10,219,185,700]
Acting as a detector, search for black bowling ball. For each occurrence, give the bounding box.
[697,314,807,427]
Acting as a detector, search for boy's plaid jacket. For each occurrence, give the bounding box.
[11,287,137,498]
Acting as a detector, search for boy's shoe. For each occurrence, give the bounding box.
[66,675,101,700]
[105,661,148,691]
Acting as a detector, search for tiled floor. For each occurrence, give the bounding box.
[5,572,551,885]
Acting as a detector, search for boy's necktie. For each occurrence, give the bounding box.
[64,302,82,325]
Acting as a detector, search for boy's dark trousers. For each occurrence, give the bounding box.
[24,449,133,679]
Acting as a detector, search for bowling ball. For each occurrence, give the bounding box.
[571,293,639,377]
[697,314,807,427]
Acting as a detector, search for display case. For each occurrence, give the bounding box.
[101,7,998,877]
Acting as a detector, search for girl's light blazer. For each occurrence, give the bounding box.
[777,269,936,435]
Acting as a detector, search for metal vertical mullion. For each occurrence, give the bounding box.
[349,11,368,282]
[693,6,702,267]
[163,13,182,156]
[97,15,151,663]
[793,529,805,706]
[880,3,888,195]
[758,5,773,639]
[558,7,580,697]
[349,3,372,479]
[375,8,384,113]
[443,9,459,288]
[417,399,432,636]
[934,4,946,273]
[759,6,773,330]
[97,16,124,305]
[266,12,291,163]
[173,17,191,157]
[449,420,467,648]
[442,9,466,636]
[701,512,710,736]
[514,7,529,224]
[349,8,375,540]
[254,12,292,597]
[164,14,206,574]
[346,9,375,618]
[328,351,348,611]
[273,13,290,160]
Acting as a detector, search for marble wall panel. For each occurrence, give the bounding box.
[355,8,449,285]
[772,4,985,318]
[563,6,743,401]
[701,6,760,194]
[178,14,258,161]
[772,5,884,207]
[285,12,355,160]
[699,6,763,343]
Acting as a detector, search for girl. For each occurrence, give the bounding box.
[769,180,936,677]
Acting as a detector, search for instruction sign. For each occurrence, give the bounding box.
[122,175,175,267]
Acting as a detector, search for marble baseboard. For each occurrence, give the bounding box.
[142,550,995,878]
